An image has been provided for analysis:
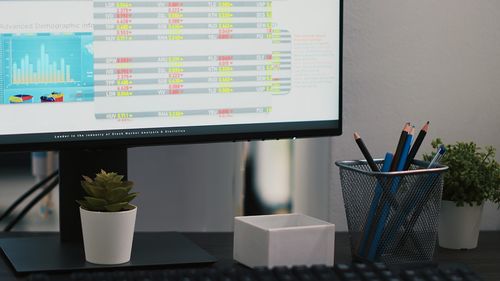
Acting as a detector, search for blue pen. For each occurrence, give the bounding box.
[367,131,413,260]
[357,152,393,258]
[428,144,446,168]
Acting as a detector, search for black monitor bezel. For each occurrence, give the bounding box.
[0,0,343,152]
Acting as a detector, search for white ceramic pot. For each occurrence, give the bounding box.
[80,206,137,264]
[438,200,483,250]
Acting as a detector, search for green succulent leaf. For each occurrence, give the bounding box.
[122,192,138,203]
[82,175,93,183]
[84,196,108,207]
[104,202,128,212]
[123,204,136,211]
[122,181,134,189]
[76,200,91,210]
[81,181,106,198]
[107,187,130,203]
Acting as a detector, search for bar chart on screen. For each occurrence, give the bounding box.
[0,33,94,104]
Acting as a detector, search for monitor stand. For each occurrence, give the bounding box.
[0,149,216,273]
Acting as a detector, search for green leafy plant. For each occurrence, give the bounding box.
[76,170,138,212]
[423,139,500,207]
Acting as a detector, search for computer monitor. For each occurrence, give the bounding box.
[0,0,342,272]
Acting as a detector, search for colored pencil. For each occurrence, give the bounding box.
[403,121,429,170]
[390,123,411,172]
[367,127,414,259]
[357,152,393,257]
[397,126,414,171]
[354,132,380,172]
[362,124,410,257]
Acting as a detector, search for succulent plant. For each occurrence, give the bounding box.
[76,170,138,212]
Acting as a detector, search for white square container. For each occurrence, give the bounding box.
[233,213,335,268]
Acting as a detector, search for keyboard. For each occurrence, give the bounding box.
[29,262,483,281]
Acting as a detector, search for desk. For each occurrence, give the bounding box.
[1,232,499,281]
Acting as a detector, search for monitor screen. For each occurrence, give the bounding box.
[0,0,341,151]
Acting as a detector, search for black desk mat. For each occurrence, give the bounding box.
[0,232,216,273]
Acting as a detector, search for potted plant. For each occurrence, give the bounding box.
[424,139,500,249]
[76,170,138,264]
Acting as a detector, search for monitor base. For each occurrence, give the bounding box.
[0,232,216,273]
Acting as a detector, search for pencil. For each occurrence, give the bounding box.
[368,128,414,259]
[397,126,414,171]
[354,132,380,172]
[357,152,393,257]
[364,123,410,251]
[390,122,411,172]
[403,121,429,170]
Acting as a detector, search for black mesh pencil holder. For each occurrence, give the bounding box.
[335,159,448,264]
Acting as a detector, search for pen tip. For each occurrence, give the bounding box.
[439,144,446,153]
[353,132,360,139]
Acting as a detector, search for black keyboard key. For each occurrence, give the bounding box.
[199,277,214,281]
[240,274,257,281]
[424,276,443,281]
[405,278,425,281]
[379,269,395,278]
[311,265,330,275]
[334,263,351,272]
[353,263,369,271]
[339,271,360,280]
[221,276,235,281]
[372,262,388,271]
[254,267,271,273]
[292,265,309,274]
[361,271,377,279]
[463,275,481,281]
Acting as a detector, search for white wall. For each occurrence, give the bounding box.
[129,0,500,231]
[330,0,500,231]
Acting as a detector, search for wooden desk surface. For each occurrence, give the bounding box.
[1,231,499,281]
